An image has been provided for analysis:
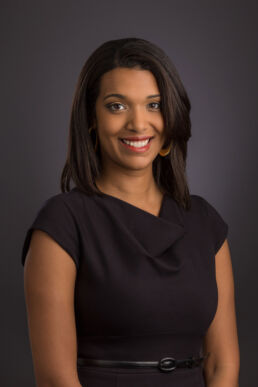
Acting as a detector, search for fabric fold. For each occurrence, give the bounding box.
[94,192,187,259]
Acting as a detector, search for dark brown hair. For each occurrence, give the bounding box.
[60,37,192,210]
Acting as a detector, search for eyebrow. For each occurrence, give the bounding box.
[103,93,161,101]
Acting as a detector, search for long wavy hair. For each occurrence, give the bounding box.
[60,37,192,210]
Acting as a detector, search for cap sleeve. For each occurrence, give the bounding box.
[21,194,80,269]
[199,196,229,254]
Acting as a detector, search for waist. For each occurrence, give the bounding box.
[77,353,209,373]
[77,333,204,360]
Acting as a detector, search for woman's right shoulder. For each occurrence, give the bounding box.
[41,187,94,213]
[21,188,91,269]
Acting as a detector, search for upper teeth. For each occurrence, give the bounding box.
[122,139,150,147]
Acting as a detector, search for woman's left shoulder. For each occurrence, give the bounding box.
[190,194,227,219]
[190,194,229,255]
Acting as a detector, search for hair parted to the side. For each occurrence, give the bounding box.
[60,37,192,210]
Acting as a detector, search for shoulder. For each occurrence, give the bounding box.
[38,188,88,216]
[190,193,210,207]
[186,194,210,219]
[190,193,227,218]
[189,193,228,227]
[21,188,86,268]
[190,193,229,254]
[189,193,206,211]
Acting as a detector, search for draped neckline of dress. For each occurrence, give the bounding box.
[72,187,187,260]
[98,191,167,219]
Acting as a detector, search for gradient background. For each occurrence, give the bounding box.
[1,1,257,386]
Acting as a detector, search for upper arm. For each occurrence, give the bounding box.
[202,239,240,381]
[23,229,80,386]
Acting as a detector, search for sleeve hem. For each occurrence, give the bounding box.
[214,222,229,255]
[21,226,79,270]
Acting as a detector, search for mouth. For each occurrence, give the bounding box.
[119,136,154,146]
[120,136,154,141]
[119,136,154,152]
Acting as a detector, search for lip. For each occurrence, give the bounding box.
[119,136,154,141]
[119,137,153,153]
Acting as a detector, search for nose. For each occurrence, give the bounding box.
[125,106,149,132]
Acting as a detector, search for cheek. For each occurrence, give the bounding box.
[97,126,121,151]
[152,113,164,132]
[99,112,123,134]
[100,125,121,143]
[155,125,166,145]
[95,104,119,128]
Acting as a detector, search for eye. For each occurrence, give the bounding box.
[149,102,161,110]
[106,102,125,112]
[105,101,161,113]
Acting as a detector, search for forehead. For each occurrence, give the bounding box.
[98,67,160,97]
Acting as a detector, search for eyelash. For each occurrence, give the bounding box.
[106,102,161,112]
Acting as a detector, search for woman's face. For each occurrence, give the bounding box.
[94,67,165,172]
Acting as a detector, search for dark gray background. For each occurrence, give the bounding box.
[1,1,257,385]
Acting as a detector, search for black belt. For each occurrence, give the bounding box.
[77,352,210,373]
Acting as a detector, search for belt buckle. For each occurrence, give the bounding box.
[158,357,176,372]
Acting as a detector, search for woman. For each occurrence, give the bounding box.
[21,37,240,386]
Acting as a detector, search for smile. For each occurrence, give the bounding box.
[122,138,150,147]
[119,137,153,152]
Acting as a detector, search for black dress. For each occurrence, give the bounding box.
[21,187,228,387]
